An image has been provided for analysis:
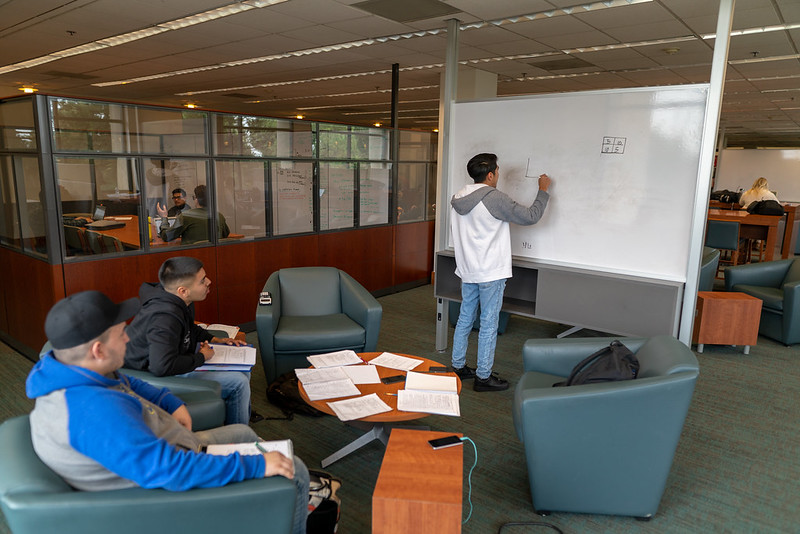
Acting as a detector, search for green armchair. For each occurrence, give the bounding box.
[40,342,225,431]
[512,336,699,519]
[724,258,800,345]
[256,267,382,385]
[0,416,297,534]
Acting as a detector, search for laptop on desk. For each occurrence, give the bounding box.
[86,205,126,230]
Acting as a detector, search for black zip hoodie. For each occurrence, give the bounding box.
[123,282,212,376]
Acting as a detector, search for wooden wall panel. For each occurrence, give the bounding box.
[2,222,434,354]
[394,221,434,286]
[1,250,63,352]
[318,227,394,291]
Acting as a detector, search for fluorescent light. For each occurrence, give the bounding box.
[0,0,288,75]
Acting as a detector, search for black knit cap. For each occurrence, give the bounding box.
[45,290,140,349]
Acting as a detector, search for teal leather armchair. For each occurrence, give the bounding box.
[256,267,382,385]
[724,258,800,345]
[0,416,297,534]
[40,342,225,431]
[512,336,699,519]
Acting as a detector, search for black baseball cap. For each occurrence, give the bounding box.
[45,290,140,349]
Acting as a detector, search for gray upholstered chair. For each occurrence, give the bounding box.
[0,415,297,534]
[39,342,225,431]
[724,258,800,345]
[698,247,721,292]
[256,267,382,385]
[512,335,699,520]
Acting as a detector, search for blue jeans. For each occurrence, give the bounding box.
[196,424,310,534]
[451,279,507,380]
[184,370,251,425]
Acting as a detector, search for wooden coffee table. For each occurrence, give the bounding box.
[372,429,463,534]
[693,291,762,354]
[298,352,461,467]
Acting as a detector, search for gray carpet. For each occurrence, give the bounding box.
[2,284,800,533]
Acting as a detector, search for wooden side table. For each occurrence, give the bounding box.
[693,291,762,354]
[372,429,463,534]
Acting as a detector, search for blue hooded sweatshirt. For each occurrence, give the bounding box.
[26,353,264,491]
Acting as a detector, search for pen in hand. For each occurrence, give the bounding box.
[254,441,268,453]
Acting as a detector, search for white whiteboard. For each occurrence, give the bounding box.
[716,149,800,203]
[447,85,709,282]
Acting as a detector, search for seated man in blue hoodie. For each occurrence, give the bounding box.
[27,290,309,534]
[123,256,257,425]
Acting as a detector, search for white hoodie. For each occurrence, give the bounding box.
[450,183,549,283]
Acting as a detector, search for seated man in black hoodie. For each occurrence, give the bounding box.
[124,256,255,425]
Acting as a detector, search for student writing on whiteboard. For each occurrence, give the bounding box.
[739,177,779,209]
[450,153,551,392]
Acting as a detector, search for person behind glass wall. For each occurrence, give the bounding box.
[450,153,552,392]
[167,188,190,217]
[158,185,230,245]
[739,176,779,209]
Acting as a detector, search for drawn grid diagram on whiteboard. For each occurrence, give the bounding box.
[448,85,709,282]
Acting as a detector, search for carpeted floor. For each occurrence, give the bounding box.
[2,284,800,533]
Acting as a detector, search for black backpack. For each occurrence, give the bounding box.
[747,199,784,216]
[554,340,639,387]
[266,372,326,420]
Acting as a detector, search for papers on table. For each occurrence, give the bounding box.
[195,344,256,371]
[369,352,424,371]
[397,390,460,417]
[295,366,348,384]
[205,439,293,458]
[294,364,379,401]
[397,370,460,416]
[307,350,363,368]
[302,378,361,401]
[340,364,381,384]
[327,393,391,421]
[404,371,458,393]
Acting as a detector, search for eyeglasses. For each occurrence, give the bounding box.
[172,195,183,200]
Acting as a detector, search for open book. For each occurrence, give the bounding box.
[397,371,460,416]
[195,344,256,371]
[205,439,293,458]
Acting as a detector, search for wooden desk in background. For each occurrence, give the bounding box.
[79,215,245,251]
[707,209,782,262]
[372,429,463,534]
[708,202,798,259]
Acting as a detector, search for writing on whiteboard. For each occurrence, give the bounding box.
[601,136,627,154]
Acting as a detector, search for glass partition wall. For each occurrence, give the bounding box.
[0,95,438,263]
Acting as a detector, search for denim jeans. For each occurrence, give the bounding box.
[451,279,507,380]
[184,370,251,425]
[196,424,310,534]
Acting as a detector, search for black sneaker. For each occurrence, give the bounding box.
[473,373,509,392]
[452,365,477,380]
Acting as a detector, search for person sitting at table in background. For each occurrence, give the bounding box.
[739,177,779,209]
[124,256,261,425]
[27,290,309,534]
[167,187,190,217]
[158,184,230,245]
